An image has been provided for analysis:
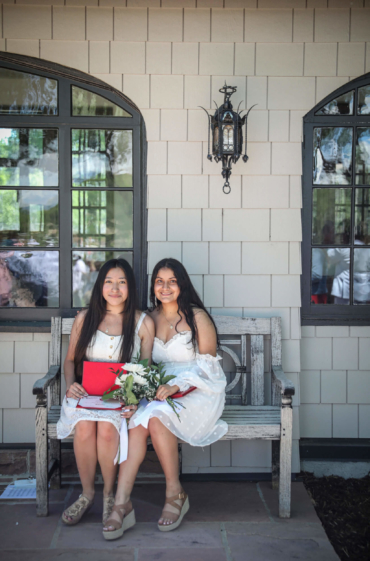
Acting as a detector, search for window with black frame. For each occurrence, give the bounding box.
[302,76,370,325]
[0,57,146,322]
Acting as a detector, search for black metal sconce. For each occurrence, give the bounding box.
[201,84,256,194]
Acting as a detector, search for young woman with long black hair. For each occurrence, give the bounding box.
[57,258,154,526]
[103,258,227,540]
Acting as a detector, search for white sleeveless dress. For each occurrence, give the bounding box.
[57,313,146,440]
[129,331,228,446]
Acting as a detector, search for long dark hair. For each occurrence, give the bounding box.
[74,258,139,380]
[150,258,219,349]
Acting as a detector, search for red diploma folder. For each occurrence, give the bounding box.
[171,386,196,399]
[81,361,126,396]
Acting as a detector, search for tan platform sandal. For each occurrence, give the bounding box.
[102,501,136,541]
[157,491,189,532]
[102,495,115,525]
[62,494,94,526]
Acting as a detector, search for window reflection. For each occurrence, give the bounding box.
[0,250,59,307]
[311,248,350,305]
[72,190,132,248]
[316,91,354,116]
[72,251,133,307]
[355,188,370,245]
[354,248,370,304]
[358,86,370,115]
[0,128,58,187]
[72,129,132,188]
[355,127,370,185]
[0,190,59,247]
[313,127,352,185]
[72,86,131,118]
[312,189,351,245]
[0,68,58,116]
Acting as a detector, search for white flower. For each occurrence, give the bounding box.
[115,376,126,387]
[132,373,147,386]
[123,363,147,376]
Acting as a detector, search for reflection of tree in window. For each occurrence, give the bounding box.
[355,127,370,185]
[72,129,132,188]
[0,128,58,187]
[355,188,370,245]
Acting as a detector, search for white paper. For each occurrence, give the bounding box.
[114,417,128,465]
[1,482,36,499]
[78,396,122,410]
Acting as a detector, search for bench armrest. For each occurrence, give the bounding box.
[272,365,295,397]
[33,365,61,395]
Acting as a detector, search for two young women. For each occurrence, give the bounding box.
[57,257,228,538]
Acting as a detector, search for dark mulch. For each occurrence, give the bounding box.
[302,472,370,561]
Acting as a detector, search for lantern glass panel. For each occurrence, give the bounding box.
[223,124,234,152]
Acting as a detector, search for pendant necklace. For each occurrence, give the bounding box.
[161,310,174,330]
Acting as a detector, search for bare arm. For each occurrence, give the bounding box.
[194,309,217,357]
[64,311,88,399]
[138,314,155,364]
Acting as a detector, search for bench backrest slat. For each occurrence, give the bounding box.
[250,334,264,406]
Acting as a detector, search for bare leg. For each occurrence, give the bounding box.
[97,422,120,497]
[148,418,183,526]
[103,424,149,531]
[64,420,97,522]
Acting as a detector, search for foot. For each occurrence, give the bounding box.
[158,489,188,528]
[102,494,115,525]
[62,494,94,525]
[103,499,133,532]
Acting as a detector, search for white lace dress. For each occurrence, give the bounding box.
[129,331,228,446]
[57,313,146,440]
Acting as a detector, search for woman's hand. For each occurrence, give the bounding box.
[66,382,88,399]
[120,404,138,419]
[156,384,180,401]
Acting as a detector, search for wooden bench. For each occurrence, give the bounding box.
[33,315,294,518]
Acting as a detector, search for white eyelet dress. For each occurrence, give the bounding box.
[128,331,228,447]
[56,312,146,440]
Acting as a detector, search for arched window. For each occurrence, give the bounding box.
[302,73,370,325]
[0,52,147,323]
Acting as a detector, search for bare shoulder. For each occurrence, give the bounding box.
[138,311,155,337]
[73,309,88,329]
[193,308,215,332]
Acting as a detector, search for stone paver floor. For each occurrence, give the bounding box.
[0,481,339,561]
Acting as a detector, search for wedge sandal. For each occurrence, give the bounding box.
[62,494,94,526]
[102,501,136,541]
[102,495,115,525]
[157,491,189,532]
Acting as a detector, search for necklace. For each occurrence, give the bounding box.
[103,310,124,334]
[161,310,177,330]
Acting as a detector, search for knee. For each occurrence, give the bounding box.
[75,421,95,442]
[148,417,163,437]
[98,422,118,444]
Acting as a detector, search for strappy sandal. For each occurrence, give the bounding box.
[157,491,189,532]
[102,501,136,541]
[62,494,94,526]
[102,495,115,525]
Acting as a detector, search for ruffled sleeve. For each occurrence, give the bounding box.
[166,354,227,394]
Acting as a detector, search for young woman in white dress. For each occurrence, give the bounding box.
[103,258,227,540]
[57,258,154,526]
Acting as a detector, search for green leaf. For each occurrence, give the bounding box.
[162,375,176,384]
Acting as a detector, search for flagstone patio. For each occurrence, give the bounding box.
[0,480,339,561]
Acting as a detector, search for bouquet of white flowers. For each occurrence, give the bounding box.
[102,358,184,420]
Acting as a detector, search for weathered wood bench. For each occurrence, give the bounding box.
[33,315,294,518]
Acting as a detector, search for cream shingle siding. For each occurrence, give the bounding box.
[1,1,369,470]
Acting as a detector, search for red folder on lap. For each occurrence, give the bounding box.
[76,361,125,410]
[82,361,125,396]
[171,386,196,399]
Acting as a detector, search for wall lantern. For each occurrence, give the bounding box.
[201,84,256,194]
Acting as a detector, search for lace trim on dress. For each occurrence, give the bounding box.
[195,353,222,362]
[154,331,192,348]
